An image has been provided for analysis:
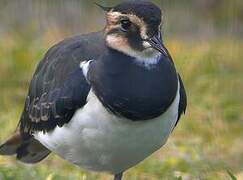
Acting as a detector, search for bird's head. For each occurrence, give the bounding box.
[97,0,168,59]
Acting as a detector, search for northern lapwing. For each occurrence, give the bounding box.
[0,1,187,179]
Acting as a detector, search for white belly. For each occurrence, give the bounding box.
[34,82,180,174]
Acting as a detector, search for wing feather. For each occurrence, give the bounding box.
[174,74,187,128]
[19,32,104,133]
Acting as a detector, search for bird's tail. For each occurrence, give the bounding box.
[0,130,50,164]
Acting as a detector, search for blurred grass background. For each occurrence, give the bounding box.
[0,0,243,179]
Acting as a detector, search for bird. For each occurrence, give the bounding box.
[0,1,187,180]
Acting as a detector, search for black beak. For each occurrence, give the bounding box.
[145,33,168,57]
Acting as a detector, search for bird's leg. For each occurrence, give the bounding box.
[114,172,123,180]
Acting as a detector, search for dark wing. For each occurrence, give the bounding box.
[19,32,105,133]
[174,74,187,128]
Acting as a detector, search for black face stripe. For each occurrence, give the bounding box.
[119,16,130,21]
[126,23,144,51]
[107,20,144,51]
[106,28,121,35]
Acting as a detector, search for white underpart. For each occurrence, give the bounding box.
[34,80,180,174]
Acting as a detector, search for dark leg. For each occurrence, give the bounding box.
[114,172,123,180]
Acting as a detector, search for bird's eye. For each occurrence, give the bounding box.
[120,19,131,31]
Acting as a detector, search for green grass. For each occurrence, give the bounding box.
[0,33,242,180]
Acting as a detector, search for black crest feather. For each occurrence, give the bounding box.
[95,2,112,12]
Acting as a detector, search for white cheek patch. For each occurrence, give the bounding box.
[105,12,161,67]
[106,34,136,57]
[106,34,160,67]
[106,34,120,45]
[106,34,127,49]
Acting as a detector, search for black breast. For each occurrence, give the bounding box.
[88,49,178,121]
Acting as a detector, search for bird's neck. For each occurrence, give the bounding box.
[87,48,178,121]
[107,47,162,68]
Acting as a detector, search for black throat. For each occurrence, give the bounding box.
[88,49,178,121]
